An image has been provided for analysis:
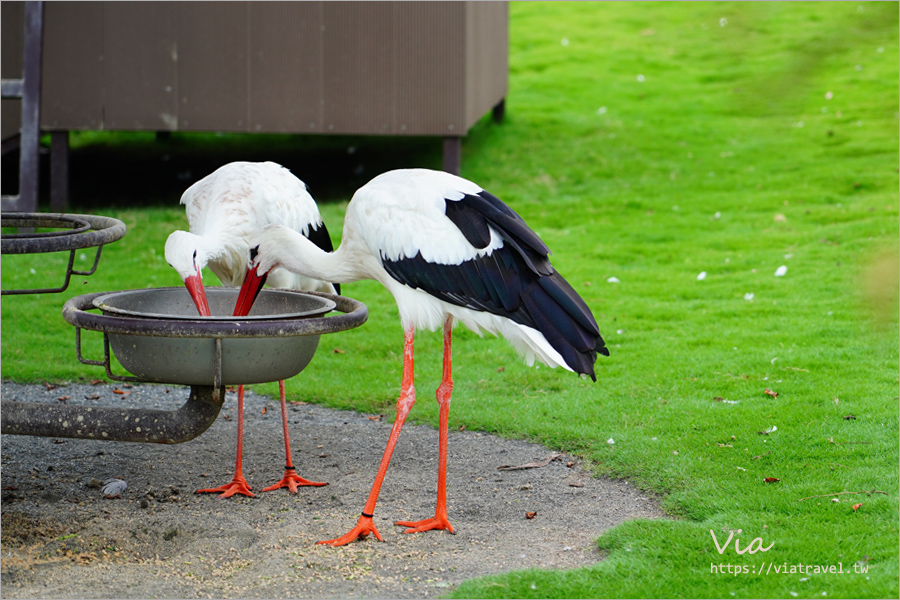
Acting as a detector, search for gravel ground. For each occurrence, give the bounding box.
[1,381,664,599]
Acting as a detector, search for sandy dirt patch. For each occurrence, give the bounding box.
[1,382,664,598]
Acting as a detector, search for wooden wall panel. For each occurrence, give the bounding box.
[1,2,25,78]
[1,1,25,139]
[1,2,507,137]
[41,2,104,130]
[176,2,248,131]
[465,2,509,128]
[321,2,395,135]
[393,2,466,135]
[104,2,178,130]
[247,2,323,133]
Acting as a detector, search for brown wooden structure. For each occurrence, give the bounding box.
[1,1,508,211]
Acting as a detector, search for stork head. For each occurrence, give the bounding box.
[233,228,282,317]
[234,239,275,317]
[164,230,212,317]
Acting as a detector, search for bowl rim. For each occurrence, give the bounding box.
[92,286,336,321]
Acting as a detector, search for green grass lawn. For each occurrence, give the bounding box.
[2,2,898,598]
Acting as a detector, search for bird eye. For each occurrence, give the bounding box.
[249,246,260,261]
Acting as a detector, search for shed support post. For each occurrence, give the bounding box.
[492,97,506,123]
[50,130,69,213]
[442,136,462,176]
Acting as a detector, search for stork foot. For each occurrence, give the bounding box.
[318,516,383,546]
[394,515,455,535]
[261,468,327,493]
[196,476,255,499]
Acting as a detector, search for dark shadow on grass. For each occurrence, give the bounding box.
[2,131,445,211]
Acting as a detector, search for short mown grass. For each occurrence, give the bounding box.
[2,2,898,598]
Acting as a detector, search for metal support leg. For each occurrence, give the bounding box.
[442,136,462,176]
[0,385,225,444]
[50,130,69,212]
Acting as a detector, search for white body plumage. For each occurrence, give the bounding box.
[164,161,336,294]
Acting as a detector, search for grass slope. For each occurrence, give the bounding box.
[2,2,897,598]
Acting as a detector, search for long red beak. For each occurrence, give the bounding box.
[234,265,268,317]
[184,272,212,317]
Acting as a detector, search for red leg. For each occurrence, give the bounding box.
[262,380,327,492]
[197,385,254,498]
[318,328,417,546]
[395,316,455,534]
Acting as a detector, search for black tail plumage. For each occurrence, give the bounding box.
[522,270,608,381]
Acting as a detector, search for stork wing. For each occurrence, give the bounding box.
[444,191,552,275]
[379,190,607,378]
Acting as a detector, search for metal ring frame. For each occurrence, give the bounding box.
[1,212,127,295]
[63,290,367,339]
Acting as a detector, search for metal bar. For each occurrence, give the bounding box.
[74,327,107,367]
[213,337,223,390]
[75,327,141,383]
[50,131,70,213]
[1,79,24,98]
[100,332,144,383]
[1,249,78,295]
[70,245,105,277]
[1,385,225,444]
[2,216,92,238]
[17,1,45,213]
[1,213,125,294]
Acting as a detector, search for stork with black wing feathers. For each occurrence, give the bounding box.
[236,168,608,544]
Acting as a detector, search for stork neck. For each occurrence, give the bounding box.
[275,229,365,284]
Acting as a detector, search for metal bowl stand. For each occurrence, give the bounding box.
[1,291,368,444]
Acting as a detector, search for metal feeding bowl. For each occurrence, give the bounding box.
[90,287,334,385]
[92,287,336,321]
[63,287,367,387]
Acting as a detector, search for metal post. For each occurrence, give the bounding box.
[16,1,44,213]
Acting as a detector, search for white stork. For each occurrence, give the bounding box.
[235,168,608,544]
[164,160,338,498]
